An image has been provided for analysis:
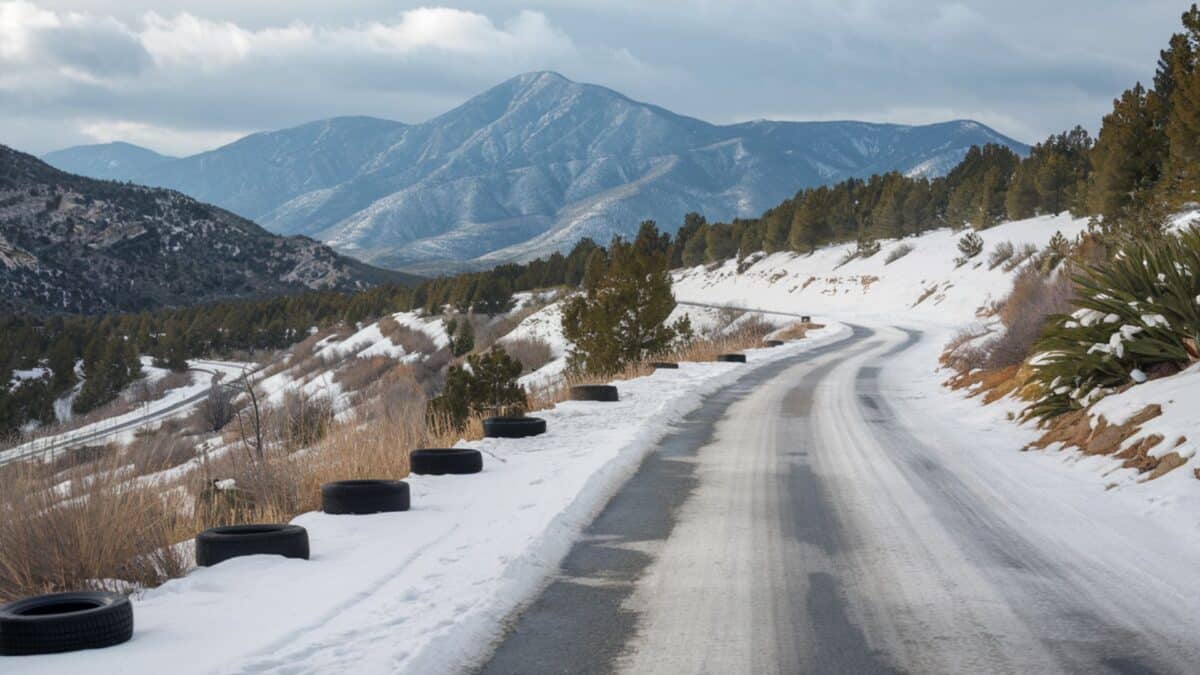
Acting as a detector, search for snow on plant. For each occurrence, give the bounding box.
[1025,227,1200,420]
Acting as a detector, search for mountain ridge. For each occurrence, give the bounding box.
[44,71,1028,273]
[0,145,417,316]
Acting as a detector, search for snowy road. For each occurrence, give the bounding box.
[477,325,1200,674]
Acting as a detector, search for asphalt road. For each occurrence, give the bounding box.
[475,325,1200,675]
[0,361,247,466]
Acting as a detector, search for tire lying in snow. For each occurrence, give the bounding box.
[483,416,547,438]
[568,384,619,402]
[764,339,785,347]
[716,353,747,363]
[322,480,411,514]
[0,592,132,656]
[649,361,679,369]
[410,448,483,475]
[195,524,310,567]
[0,591,133,656]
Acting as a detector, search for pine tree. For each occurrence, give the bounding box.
[704,224,737,262]
[1005,162,1039,220]
[1089,83,1168,230]
[789,188,831,253]
[1162,5,1200,205]
[562,224,681,375]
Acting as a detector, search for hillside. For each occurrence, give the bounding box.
[0,146,417,315]
[44,72,1027,273]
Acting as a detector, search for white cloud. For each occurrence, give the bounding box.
[76,119,246,156]
[0,0,1190,157]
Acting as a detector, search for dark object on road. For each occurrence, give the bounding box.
[649,361,679,369]
[801,315,812,323]
[195,524,310,567]
[410,448,483,475]
[569,385,619,402]
[717,353,747,363]
[322,480,411,514]
[764,339,785,347]
[484,416,547,438]
[0,591,133,655]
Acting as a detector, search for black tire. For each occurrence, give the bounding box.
[410,448,483,475]
[483,416,547,438]
[568,384,619,402]
[649,361,679,369]
[0,591,132,656]
[716,353,747,363]
[764,339,785,347]
[195,524,310,567]
[322,480,411,514]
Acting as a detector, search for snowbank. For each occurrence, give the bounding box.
[4,324,851,675]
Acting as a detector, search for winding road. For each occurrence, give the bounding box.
[476,325,1200,674]
[0,359,251,466]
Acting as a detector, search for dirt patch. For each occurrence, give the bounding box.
[1025,404,1186,479]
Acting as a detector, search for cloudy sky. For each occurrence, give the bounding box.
[0,1,1188,156]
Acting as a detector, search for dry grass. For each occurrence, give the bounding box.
[771,321,825,342]
[0,456,193,601]
[379,317,437,355]
[334,355,399,392]
[124,420,197,475]
[503,337,555,374]
[0,304,822,602]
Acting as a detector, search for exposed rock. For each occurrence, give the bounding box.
[0,145,417,315]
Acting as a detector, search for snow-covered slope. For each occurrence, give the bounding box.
[674,213,1087,326]
[45,72,1027,273]
[675,213,1200,499]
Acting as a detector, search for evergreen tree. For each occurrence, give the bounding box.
[789,187,832,253]
[1005,162,1039,220]
[1088,82,1168,230]
[561,224,682,374]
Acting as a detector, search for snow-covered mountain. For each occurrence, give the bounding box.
[44,72,1027,273]
[42,142,175,182]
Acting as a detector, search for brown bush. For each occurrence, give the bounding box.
[335,355,398,392]
[0,458,192,601]
[940,327,992,373]
[379,317,437,355]
[772,321,824,341]
[124,422,198,475]
[503,337,555,373]
[985,267,1075,369]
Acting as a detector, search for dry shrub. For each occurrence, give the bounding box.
[503,337,554,373]
[379,317,437,355]
[271,390,335,451]
[123,422,197,475]
[0,458,192,601]
[987,241,1015,270]
[192,381,237,433]
[335,355,398,392]
[940,327,992,373]
[985,267,1075,369]
[884,243,914,264]
[1003,243,1038,272]
[772,321,824,341]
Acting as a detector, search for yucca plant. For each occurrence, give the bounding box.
[1024,226,1200,421]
